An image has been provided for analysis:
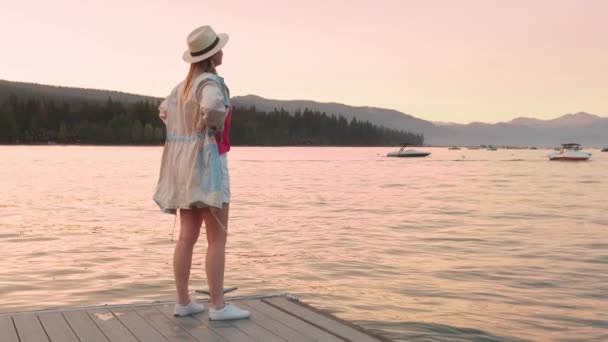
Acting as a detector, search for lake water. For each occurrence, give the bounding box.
[1,146,607,341]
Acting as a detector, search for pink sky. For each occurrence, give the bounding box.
[1,0,606,123]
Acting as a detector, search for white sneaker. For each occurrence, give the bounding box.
[174,301,206,316]
[209,303,251,321]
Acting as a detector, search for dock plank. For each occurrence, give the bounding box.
[88,309,139,342]
[0,316,20,342]
[135,305,197,342]
[63,310,109,342]
[12,313,49,342]
[156,303,256,342]
[227,319,287,342]
[237,301,314,342]
[110,307,168,342]
[265,297,381,342]
[155,304,225,342]
[1,294,390,342]
[242,299,343,342]
[38,312,79,342]
[189,306,286,342]
[205,320,258,342]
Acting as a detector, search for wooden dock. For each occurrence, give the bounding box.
[0,293,391,341]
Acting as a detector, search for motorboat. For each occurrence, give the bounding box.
[548,143,591,161]
[387,144,431,158]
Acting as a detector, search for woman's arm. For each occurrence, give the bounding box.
[158,98,169,125]
[199,83,227,131]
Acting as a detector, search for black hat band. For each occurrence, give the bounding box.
[190,37,220,57]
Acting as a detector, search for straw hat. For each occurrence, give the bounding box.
[182,26,229,63]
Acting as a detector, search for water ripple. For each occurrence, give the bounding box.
[1,146,607,341]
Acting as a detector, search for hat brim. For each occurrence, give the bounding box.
[182,33,229,64]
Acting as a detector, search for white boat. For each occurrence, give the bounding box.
[548,143,591,161]
[387,144,431,158]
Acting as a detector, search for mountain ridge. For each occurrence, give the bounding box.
[0,79,160,105]
[231,94,607,146]
[2,79,606,146]
[234,94,606,127]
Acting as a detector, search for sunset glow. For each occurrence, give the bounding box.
[1,0,606,123]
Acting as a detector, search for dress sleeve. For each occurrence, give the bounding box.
[199,82,227,131]
[159,86,179,125]
[158,97,169,125]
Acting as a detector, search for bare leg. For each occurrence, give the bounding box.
[174,208,203,305]
[204,203,229,309]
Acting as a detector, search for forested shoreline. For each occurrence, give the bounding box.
[0,94,424,146]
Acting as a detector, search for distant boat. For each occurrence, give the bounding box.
[486,145,497,151]
[448,146,461,150]
[387,143,431,158]
[548,143,591,161]
[602,147,608,152]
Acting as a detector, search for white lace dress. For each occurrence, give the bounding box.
[153,73,230,214]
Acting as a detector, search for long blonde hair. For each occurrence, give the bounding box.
[181,58,217,101]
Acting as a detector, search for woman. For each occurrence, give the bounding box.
[153,25,249,321]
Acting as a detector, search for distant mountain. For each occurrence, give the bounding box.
[233,95,607,147]
[506,112,602,128]
[440,112,608,147]
[231,94,442,137]
[0,80,159,105]
[2,80,606,147]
